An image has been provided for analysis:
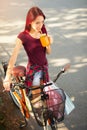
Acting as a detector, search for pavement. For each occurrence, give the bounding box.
[0,0,87,130]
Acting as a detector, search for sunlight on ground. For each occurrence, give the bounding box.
[58,123,69,130]
[71,96,75,102]
[49,56,87,73]
[0,35,17,43]
[0,20,24,43]
[49,58,70,66]
[65,32,87,38]
[74,63,87,68]
[58,122,76,130]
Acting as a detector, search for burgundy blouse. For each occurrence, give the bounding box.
[17,31,48,66]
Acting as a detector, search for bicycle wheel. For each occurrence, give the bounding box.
[43,120,56,130]
[30,103,44,126]
[50,122,57,130]
[44,125,56,130]
[43,110,57,130]
[9,88,21,108]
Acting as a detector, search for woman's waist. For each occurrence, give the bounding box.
[27,62,48,70]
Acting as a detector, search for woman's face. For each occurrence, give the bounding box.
[31,16,44,32]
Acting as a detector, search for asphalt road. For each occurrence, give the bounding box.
[0,0,87,130]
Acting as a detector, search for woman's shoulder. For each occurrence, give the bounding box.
[18,30,28,36]
[17,30,29,43]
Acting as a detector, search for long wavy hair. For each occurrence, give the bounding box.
[25,6,46,32]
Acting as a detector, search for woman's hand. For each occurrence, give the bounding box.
[3,77,11,91]
[48,35,53,45]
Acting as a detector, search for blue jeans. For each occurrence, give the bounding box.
[32,71,43,86]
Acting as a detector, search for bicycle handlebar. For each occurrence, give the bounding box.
[3,63,70,92]
[53,63,70,82]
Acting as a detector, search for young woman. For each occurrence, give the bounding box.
[3,6,75,118]
[3,6,52,91]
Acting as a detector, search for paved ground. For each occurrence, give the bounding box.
[0,0,87,130]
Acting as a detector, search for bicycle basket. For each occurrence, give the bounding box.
[30,88,66,125]
[45,88,66,122]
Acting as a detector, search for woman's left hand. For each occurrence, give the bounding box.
[48,35,53,45]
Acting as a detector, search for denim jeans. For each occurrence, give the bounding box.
[32,70,43,86]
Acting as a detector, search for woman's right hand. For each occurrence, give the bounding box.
[3,78,11,91]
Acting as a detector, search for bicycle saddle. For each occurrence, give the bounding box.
[11,66,26,77]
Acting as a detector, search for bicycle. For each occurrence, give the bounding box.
[2,61,70,130]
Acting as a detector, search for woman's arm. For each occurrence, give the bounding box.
[3,38,22,91]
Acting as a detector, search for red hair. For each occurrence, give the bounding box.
[25,6,46,32]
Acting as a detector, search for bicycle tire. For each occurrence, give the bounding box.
[50,125,56,130]
[30,103,43,126]
[31,104,57,130]
[9,89,21,108]
[44,111,57,130]
[44,123,56,130]
[10,89,30,128]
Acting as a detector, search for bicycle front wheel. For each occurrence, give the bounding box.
[43,110,57,130]
[44,122,56,130]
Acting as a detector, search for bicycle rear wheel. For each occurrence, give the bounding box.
[9,87,21,108]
